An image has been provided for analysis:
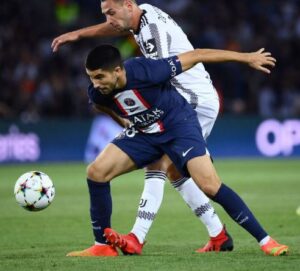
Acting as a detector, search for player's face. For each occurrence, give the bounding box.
[101,0,133,31]
[86,68,120,95]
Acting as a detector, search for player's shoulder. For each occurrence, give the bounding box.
[138,3,165,25]
[124,57,148,72]
[139,3,168,15]
[138,3,155,29]
[124,57,159,83]
[124,56,178,78]
[138,4,180,34]
[138,3,154,13]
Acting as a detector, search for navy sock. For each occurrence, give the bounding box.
[213,183,267,242]
[87,179,112,244]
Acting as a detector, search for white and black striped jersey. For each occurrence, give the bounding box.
[131,3,218,108]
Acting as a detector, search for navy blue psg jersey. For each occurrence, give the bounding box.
[88,56,196,134]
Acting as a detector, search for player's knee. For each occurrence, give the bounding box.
[200,182,219,197]
[146,161,165,171]
[86,162,111,182]
[166,164,182,182]
[194,174,221,197]
[146,155,172,172]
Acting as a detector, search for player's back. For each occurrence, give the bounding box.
[134,4,218,107]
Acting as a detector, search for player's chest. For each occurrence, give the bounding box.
[112,89,154,116]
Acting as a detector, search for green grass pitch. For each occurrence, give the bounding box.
[0,160,299,271]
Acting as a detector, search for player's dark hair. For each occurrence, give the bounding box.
[86,45,123,71]
[101,0,136,4]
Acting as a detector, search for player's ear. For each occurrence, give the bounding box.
[114,66,123,76]
[124,0,133,10]
[114,66,122,72]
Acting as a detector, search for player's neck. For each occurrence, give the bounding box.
[131,6,143,33]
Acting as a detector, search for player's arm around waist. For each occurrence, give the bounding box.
[177,48,276,74]
[93,104,131,128]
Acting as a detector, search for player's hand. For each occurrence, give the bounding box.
[122,118,132,128]
[51,31,80,52]
[247,48,276,74]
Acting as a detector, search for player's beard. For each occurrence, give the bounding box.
[110,22,124,32]
[99,75,119,95]
[112,75,119,90]
[115,12,132,32]
[111,22,130,32]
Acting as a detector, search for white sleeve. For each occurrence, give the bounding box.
[139,22,170,59]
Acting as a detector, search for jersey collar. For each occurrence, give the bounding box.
[132,10,147,35]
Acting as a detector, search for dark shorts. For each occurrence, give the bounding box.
[112,117,206,177]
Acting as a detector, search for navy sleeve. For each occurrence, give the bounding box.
[87,84,105,105]
[125,56,182,87]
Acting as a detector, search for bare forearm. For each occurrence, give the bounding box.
[93,105,127,128]
[52,22,130,52]
[76,22,128,39]
[178,49,249,72]
[177,48,276,74]
[106,112,126,127]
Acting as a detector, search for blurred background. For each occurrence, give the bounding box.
[0,0,300,163]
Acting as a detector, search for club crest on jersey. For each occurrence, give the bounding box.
[124,98,136,106]
[114,89,150,116]
[143,38,158,58]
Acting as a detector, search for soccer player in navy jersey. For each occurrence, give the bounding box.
[66,44,288,257]
[53,1,232,253]
[52,0,280,254]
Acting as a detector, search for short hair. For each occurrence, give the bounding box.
[85,45,123,71]
[101,0,136,4]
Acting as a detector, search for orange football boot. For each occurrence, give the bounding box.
[67,244,118,257]
[104,228,144,255]
[261,238,289,256]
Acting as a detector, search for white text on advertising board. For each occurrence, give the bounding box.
[0,125,40,162]
[256,119,300,157]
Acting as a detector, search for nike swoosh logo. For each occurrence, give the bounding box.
[235,212,243,221]
[129,107,139,112]
[182,147,194,157]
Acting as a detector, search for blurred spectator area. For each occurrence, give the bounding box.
[1,0,300,121]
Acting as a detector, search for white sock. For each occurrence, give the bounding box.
[131,170,166,243]
[259,235,270,246]
[172,177,223,237]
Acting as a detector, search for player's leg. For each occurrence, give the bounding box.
[110,98,228,253]
[105,152,229,255]
[165,160,232,252]
[105,158,167,255]
[163,156,225,235]
[167,98,231,252]
[130,159,166,242]
[186,155,288,256]
[67,143,137,257]
[68,128,165,257]
[87,143,137,243]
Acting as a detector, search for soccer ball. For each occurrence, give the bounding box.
[14,171,55,211]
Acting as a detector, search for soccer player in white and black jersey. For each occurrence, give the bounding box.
[52,0,279,254]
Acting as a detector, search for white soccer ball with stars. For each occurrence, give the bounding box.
[14,171,55,211]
